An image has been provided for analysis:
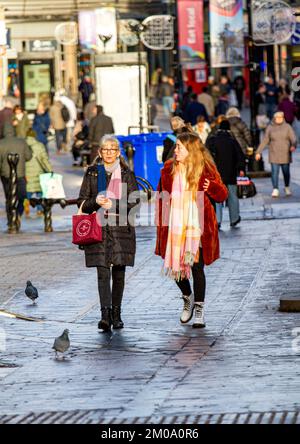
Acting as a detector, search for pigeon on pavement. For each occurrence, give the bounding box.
[25,281,39,304]
[52,329,70,359]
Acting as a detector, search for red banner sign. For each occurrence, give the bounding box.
[177,0,205,69]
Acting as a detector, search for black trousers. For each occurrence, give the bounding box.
[175,249,206,303]
[97,265,126,308]
[1,176,27,220]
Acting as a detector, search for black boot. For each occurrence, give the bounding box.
[112,306,124,329]
[98,307,112,331]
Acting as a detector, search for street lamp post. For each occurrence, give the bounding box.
[98,34,112,54]
[127,22,148,133]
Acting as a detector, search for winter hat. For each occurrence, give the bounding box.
[226,107,241,118]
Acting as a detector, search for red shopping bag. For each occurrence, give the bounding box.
[72,201,102,245]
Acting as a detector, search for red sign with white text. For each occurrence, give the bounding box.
[177,0,205,69]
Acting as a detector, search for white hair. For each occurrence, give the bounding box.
[100,135,120,149]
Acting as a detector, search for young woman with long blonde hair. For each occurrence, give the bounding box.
[155,132,228,327]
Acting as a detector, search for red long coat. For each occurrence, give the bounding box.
[155,160,228,266]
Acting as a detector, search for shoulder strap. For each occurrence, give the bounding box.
[97,164,106,194]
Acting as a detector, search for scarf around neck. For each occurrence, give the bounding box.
[163,165,201,280]
[104,158,122,200]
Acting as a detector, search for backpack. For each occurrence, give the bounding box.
[61,105,70,123]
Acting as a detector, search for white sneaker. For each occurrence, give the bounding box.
[271,188,279,198]
[285,187,292,196]
[193,302,206,328]
[180,293,194,324]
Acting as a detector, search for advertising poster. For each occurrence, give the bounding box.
[22,62,52,111]
[177,0,205,69]
[78,11,97,50]
[209,0,245,67]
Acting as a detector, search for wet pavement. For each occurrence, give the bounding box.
[0,133,300,424]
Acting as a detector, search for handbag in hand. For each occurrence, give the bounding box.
[72,201,102,245]
[236,176,257,199]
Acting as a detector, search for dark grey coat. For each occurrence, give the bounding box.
[78,163,139,268]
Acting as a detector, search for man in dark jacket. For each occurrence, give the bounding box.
[0,98,14,139]
[206,119,245,229]
[0,124,32,228]
[184,94,208,125]
[88,105,114,162]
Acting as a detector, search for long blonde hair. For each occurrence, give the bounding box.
[174,132,215,195]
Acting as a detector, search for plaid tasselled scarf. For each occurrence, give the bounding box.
[163,166,201,280]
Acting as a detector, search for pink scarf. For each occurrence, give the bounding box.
[163,167,201,280]
[106,164,122,200]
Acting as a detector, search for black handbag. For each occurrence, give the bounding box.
[236,177,257,199]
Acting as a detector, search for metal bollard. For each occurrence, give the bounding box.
[7,153,20,234]
[42,199,54,233]
[124,142,135,172]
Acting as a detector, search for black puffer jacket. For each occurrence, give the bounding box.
[228,116,252,154]
[78,163,139,268]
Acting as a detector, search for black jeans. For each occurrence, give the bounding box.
[97,265,126,308]
[175,249,206,303]
[1,176,27,221]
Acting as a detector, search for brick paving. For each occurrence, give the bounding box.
[0,141,299,424]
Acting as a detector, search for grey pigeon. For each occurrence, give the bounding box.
[25,281,38,304]
[52,329,70,359]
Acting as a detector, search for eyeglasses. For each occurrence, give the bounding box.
[101,148,119,153]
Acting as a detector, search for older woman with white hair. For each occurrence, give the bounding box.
[78,135,139,331]
[226,107,252,155]
[256,111,297,197]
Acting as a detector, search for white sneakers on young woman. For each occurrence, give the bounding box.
[180,294,205,328]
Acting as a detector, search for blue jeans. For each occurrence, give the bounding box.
[271,163,290,188]
[27,192,43,212]
[216,184,240,225]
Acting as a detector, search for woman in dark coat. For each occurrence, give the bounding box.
[78,135,139,331]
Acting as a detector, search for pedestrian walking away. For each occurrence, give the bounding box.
[78,135,139,332]
[88,105,114,163]
[25,128,53,215]
[0,124,32,229]
[155,132,228,328]
[49,99,67,154]
[206,119,246,229]
[256,111,297,197]
[226,107,252,155]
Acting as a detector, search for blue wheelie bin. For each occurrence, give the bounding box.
[116,132,172,190]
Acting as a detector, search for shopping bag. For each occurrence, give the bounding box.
[72,201,102,245]
[40,173,66,199]
[236,176,257,199]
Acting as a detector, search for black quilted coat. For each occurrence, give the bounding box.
[78,163,139,268]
